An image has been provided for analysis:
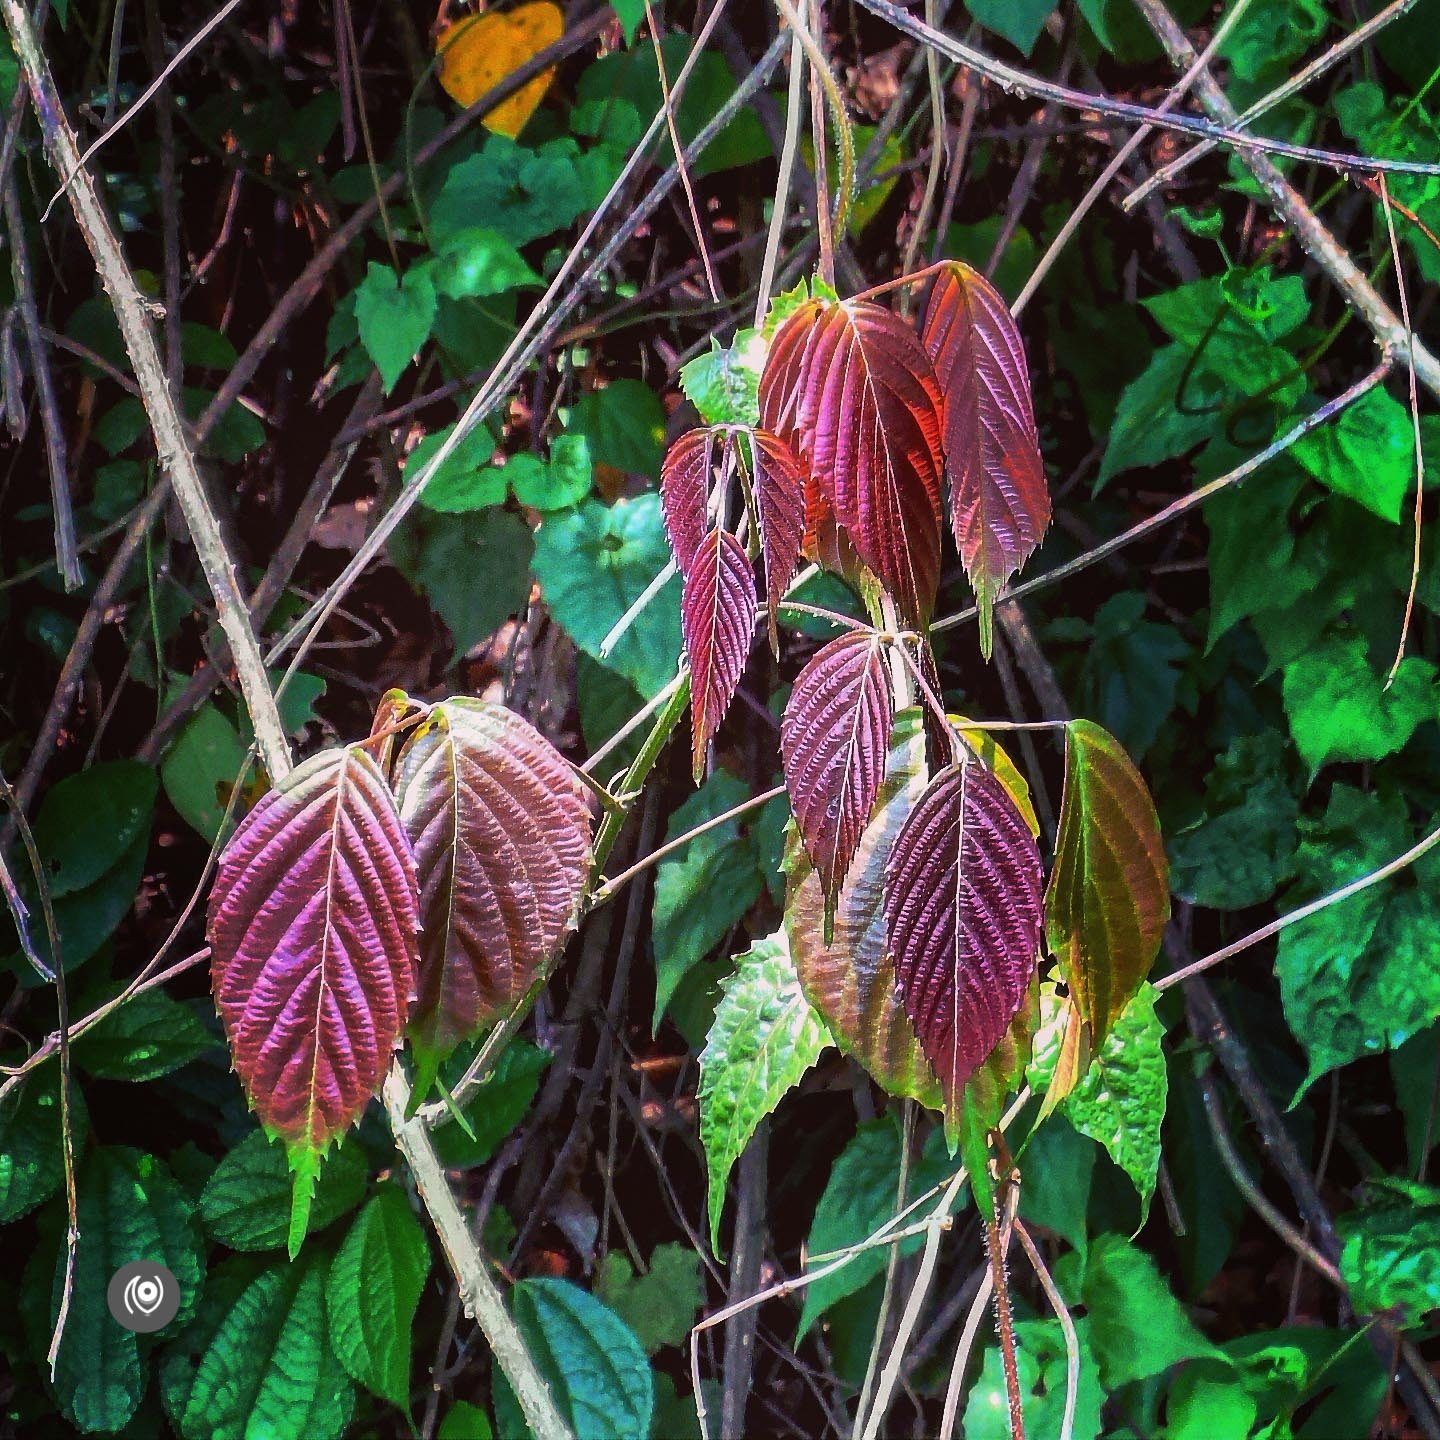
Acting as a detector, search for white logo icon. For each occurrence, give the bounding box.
[107,1261,180,1332]
[123,1274,165,1317]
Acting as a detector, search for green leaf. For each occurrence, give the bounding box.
[0,1068,87,1224]
[33,759,156,896]
[1168,732,1299,911]
[963,0,1054,55]
[963,1317,1105,1440]
[508,1277,654,1440]
[797,1118,956,1337]
[199,1129,367,1251]
[1338,1180,1440,1323]
[73,990,217,1081]
[1164,1366,1258,1440]
[532,494,682,697]
[439,1401,495,1440]
[354,261,437,392]
[1078,592,1189,759]
[430,226,541,301]
[596,1243,704,1354]
[698,931,829,1254]
[327,1186,430,1407]
[433,1038,550,1168]
[1018,1112,1095,1253]
[431,136,590,248]
[1072,1232,1223,1388]
[1096,344,1218,484]
[390,506,534,661]
[507,434,594,511]
[161,1252,355,1440]
[47,1148,205,1433]
[162,703,248,841]
[1219,0,1327,84]
[405,422,507,513]
[679,331,764,427]
[1390,1027,1440,1174]
[652,771,765,1026]
[1063,981,1166,1216]
[611,0,646,43]
[567,378,666,480]
[1283,628,1438,772]
[1292,387,1416,523]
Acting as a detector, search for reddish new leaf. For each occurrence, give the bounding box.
[759,298,944,624]
[393,698,594,1084]
[749,428,806,650]
[660,427,720,575]
[683,528,757,779]
[1045,719,1169,1046]
[884,759,1044,1112]
[208,747,419,1233]
[921,261,1050,656]
[781,628,894,901]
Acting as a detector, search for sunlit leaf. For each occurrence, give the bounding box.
[884,759,1044,1117]
[207,747,420,1254]
[750,428,807,650]
[682,528,756,780]
[659,427,719,575]
[1045,720,1169,1046]
[435,3,564,138]
[921,260,1050,656]
[759,298,944,623]
[393,698,594,1085]
[781,629,894,901]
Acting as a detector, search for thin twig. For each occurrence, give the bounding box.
[1014,1220,1078,1440]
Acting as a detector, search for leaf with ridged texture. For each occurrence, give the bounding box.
[393,699,594,1088]
[749,428,807,649]
[659,427,719,575]
[884,760,1044,1119]
[682,528,757,781]
[783,708,941,1109]
[781,629,894,903]
[953,718,1040,837]
[1045,719,1169,1048]
[921,261,1050,657]
[207,746,419,1255]
[759,298,944,624]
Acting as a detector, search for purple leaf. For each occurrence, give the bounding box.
[660,428,720,575]
[682,528,757,780]
[208,747,420,1158]
[781,629,894,900]
[749,429,807,651]
[393,698,594,1079]
[884,759,1043,1112]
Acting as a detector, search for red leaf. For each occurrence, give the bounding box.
[749,429,807,650]
[759,298,944,624]
[208,747,420,1155]
[921,261,1050,655]
[393,699,595,1079]
[781,629,894,900]
[884,759,1044,1110]
[682,528,757,779]
[660,428,719,575]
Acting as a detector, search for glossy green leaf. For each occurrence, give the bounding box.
[199,1129,367,1251]
[430,226,541,301]
[595,1243,704,1354]
[508,434,594,511]
[405,422,507,513]
[161,1252,354,1440]
[0,1068,87,1223]
[439,1401,495,1440]
[679,330,764,427]
[162,704,247,841]
[1338,1179,1440,1323]
[73,990,217,1081]
[532,494,682,697]
[963,1317,1104,1440]
[783,709,942,1109]
[48,1148,205,1433]
[1063,981,1166,1216]
[327,1187,430,1406]
[698,931,829,1254]
[354,261,436,392]
[1293,387,1416,523]
[1045,719,1170,1047]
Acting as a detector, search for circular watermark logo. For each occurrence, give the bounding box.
[106,1261,180,1334]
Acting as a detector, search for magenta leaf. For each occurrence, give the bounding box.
[921,261,1050,656]
[749,429,807,650]
[759,298,944,624]
[883,759,1044,1116]
[392,698,594,1088]
[660,427,720,575]
[682,528,757,780]
[207,746,419,1250]
[781,629,894,902]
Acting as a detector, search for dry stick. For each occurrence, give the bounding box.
[4,176,78,588]
[1125,0,1422,214]
[930,360,1391,637]
[1013,1220,1079,1440]
[755,27,805,329]
[1378,172,1426,688]
[1130,0,1440,402]
[1012,0,1257,317]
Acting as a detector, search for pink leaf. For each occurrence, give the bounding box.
[682,528,757,780]
[393,699,595,1078]
[921,261,1050,656]
[208,747,420,1156]
[660,428,719,575]
[884,759,1043,1111]
[749,429,807,651]
[781,629,894,900]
